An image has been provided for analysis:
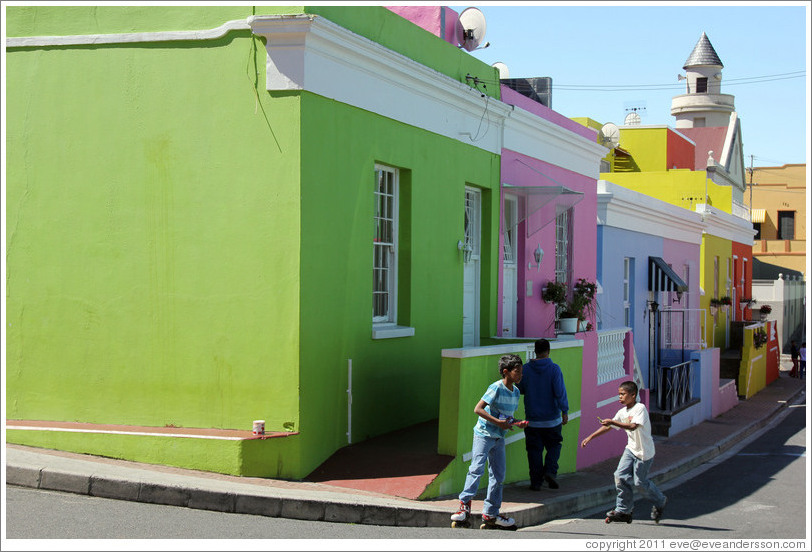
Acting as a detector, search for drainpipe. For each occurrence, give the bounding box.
[346,359,352,444]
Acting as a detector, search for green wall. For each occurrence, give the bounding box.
[6,5,504,479]
[6,22,302,433]
[297,93,500,475]
[431,344,582,499]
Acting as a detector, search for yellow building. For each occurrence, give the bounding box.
[745,163,807,276]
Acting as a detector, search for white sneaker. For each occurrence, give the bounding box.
[450,501,471,521]
[483,513,515,527]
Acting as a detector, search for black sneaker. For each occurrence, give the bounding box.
[651,497,667,523]
[544,474,559,489]
[529,484,541,491]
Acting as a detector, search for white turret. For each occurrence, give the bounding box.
[671,33,735,128]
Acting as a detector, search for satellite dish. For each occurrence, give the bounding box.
[492,61,510,79]
[458,7,487,51]
[599,122,620,148]
[624,112,641,126]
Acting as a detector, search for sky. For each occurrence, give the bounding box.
[461,2,810,168]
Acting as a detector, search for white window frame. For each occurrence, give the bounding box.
[373,165,398,325]
[555,209,570,285]
[623,257,631,327]
[372,164,414,339]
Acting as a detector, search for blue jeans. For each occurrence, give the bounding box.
[614,448,666,514]
[458,434,506,517]
[524,425,563,486]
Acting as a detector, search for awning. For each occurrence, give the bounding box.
[649,256,688,293]
[502,184,584,237]
[751,208,766,223]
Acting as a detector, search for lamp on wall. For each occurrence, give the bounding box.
[528,245,544,271]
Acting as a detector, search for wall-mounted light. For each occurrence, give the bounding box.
[528,244,544,271]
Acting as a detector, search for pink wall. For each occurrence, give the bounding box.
[575,331,636,469]
[662,239,702,312]
[498,150,598,339]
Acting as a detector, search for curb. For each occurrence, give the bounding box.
[6,383,805,528]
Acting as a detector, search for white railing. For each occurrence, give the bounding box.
[597,328,629,385]
[662,308,707,350]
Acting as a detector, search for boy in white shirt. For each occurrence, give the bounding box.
[581,380,667,523]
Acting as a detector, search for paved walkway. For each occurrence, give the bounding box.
[5,371,806,528]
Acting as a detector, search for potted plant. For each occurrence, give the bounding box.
[541,281,567,306]
[709,298,721,315]
[719,296,732,311]
[759,304,772,320]
[753,328,768,349]
[561,278,598,333]
[739,297,755,308]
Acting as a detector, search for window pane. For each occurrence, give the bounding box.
[373,166,397,323]
[778,211,795,240]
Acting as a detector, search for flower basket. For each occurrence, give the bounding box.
[542,281,567,305]
[753,328,768,349]
[759,304,771,320]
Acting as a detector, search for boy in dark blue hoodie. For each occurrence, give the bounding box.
[517,338,569,490]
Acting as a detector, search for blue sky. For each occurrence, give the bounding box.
[463,2,809,167]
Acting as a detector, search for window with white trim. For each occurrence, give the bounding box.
[373,165,398,324]
[555,209,571,285]
[623,257,631,326]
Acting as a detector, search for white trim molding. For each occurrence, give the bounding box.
[503,105,609,179]
[248,14,512,155]
[695,203,757,244]
[597,180,704,244]
[6,18,251,47]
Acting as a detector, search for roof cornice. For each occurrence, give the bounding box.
[597,181,704,244]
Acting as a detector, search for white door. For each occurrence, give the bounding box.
[501,195,518,337]
[463,188,481,347]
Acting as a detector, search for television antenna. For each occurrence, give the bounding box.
[457,7,488,51]
[624,112,641,125]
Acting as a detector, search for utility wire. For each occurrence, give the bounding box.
[469,70,805,92]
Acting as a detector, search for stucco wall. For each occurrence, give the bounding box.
[6,19,303,433]
[297,92,500,471]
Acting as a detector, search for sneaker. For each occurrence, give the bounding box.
[651,497,667,522]
[544,474,559,489]
[483,513,515,527]
[450,500,471,522]
[528,484,541,491]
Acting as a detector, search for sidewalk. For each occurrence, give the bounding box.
[5,373,806,528]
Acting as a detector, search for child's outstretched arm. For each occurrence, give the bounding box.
[580,419,613,447]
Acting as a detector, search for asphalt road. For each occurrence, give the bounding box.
[4,399,807,546]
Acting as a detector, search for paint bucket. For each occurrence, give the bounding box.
[252,420,265,435]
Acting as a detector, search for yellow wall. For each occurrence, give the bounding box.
[602,170,732,213]
[701,235,734,349]
[745,163,807,275]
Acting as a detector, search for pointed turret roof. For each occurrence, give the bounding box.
[683,32,723,69]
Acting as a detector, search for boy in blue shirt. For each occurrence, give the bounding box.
[451,354,523,529]
[518,338,569,491]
